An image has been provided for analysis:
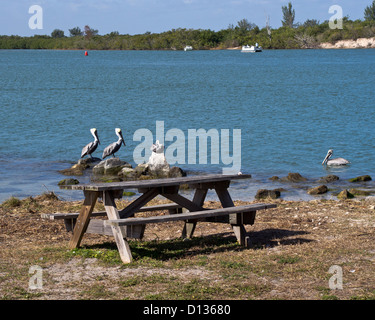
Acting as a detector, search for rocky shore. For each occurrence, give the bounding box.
[255,172,374,201]
[57,158,375,202]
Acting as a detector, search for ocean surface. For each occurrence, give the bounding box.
[1,48,375,203]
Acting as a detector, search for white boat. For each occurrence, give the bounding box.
[184,45,193,51]
[241,43,262,52]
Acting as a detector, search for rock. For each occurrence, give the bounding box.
[349,175,372,182]
[92,158,132,176]
[58,163,88,176]
[281,172,307,183]
[78,157,101,167]
[59,157,102,176]
[148,167,170,179]
[308,185,328,195]
[319,175,339,183]
[168,166,186,178]
[135,163,149,176]
[269,176,280,181]
[58,178,79,186]
[255,189,281,200]
[118,167,138,180]
[348,188,371,196]
[337,189,355,199]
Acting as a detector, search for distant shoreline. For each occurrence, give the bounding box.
[1,38,375,51]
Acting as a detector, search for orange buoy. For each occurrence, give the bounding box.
[84,51,88,56]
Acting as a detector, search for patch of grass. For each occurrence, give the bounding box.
[120,274,170,288]
[65,246,122,265]
[276,255,301,265]
[1,196,21,208]
[322,294,340,300]
[4,286,44,300]
[220,260,248,269]
[81,284,115,299]
[350,290,375,300]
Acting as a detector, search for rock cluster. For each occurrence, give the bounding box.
[263,173,374,200]
[58,141,186,184]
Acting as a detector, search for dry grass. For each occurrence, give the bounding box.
[1,193,375,300]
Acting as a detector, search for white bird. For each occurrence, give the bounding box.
[102,128,126,159]
[81,128,100,159]
[322,149,350,166]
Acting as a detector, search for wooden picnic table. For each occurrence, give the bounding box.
[49,174,276,264]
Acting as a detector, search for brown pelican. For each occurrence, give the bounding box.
[102,128,126,159]
[322,149,350,166]
[81,128,100,158]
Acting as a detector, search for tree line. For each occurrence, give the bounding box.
[1,1,375,50]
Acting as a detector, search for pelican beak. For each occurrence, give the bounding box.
[322,151,332,165]
[120,131,126,146]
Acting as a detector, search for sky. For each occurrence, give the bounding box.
[0,0,372,36]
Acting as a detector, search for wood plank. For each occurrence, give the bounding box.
[214,185,235,208]
[161,193,205,212]
[86,219,113,236]
[59,174,251,191]
[68,191,99,249]
[104,191,133,264]
[41,211,107,220]
[214,185,248,245]
[118,188,159,219]
[105,204,276,227]
[182,187,208,239]
[85,219,144,239]
[41,203,183,221]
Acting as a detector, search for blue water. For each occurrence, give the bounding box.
[1,49,375,202]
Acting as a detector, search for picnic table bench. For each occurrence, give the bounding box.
[43,174,276,264]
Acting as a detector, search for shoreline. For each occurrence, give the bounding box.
[1,170,374,205]
[1,37,375,52]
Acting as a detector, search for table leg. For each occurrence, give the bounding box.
[69,191,99,249]
[182,188,208,239]
[104,190,133,264]
[214,184,247,246]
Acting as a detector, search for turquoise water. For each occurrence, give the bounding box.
[1,49,375,202]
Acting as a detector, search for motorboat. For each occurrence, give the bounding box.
[184,45,193,51]
[241,43,262,52]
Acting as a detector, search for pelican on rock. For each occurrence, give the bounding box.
[322,149,350,166]
[81,128,100,158]
[102,128,126,159]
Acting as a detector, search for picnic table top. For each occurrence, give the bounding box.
[59,173,251,191]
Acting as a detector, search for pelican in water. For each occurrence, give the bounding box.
[322,149,350,166]
[81,128,100,158]
[102,128,126,159]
